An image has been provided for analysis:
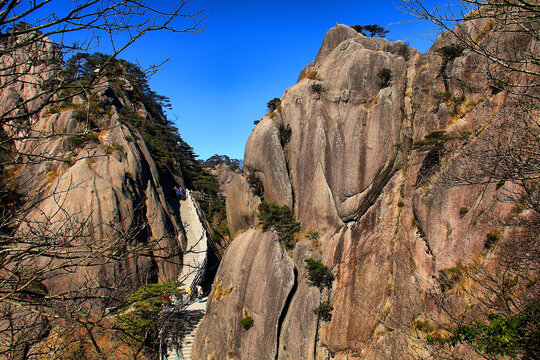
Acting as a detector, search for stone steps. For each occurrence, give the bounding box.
[177,191,207,293]
[167,306,205,360]
[165,191,208,360]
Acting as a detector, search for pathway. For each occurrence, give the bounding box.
[177,190,208,292]
[165,191,208,360]
[167,299,207,360]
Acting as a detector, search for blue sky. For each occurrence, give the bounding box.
[36,1,443,161]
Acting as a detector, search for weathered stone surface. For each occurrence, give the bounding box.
[244,117,293,208]
[204,21,536,360]
[192,229,295,360]
[209,163,238,195]
[314,24,359,63]
[277,242,321,360]
[247,25,413,232]
[209,163,260,237]
[0,43,191,292]
[225,173,261,236]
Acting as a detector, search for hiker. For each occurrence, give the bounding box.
[197,285,203,302]
[180,186,186,200]
[175,186,181,199]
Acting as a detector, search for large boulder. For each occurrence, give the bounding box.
[193,229,295,360]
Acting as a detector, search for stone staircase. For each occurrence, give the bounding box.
[165,191,208,360]
[167,301,206,360]
[178,190,208,293]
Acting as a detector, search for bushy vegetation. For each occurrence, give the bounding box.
[428,301,540,359]
[311,83,324,93]
[66,53,206,188]
[377,67,393,88]
[257,201,301,249]
[246,172,264,198]
[313,301,333,322]
[202,154,242,170]
[66,130,99,149]
[279,123,292,146]
[485,228,503,250]
[118,282,185,353]
[304,258,334,290]
[267,97,281,112]
[240,316,254,330]
[412,130,453,151]
[436,43,465,61]
[394,42,411,60]
[351,24,388,37]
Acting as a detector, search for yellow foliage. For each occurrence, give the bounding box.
[304,71,318,80]
[213,280,233,301]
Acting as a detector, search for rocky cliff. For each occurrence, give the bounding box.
[194,19,538,360]
[0,41,192,303]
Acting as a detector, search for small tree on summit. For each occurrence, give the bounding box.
[267,97,282,112]
[351,24,389,37]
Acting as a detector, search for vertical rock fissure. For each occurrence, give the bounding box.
[281,141,296,210]
[275,266,298,360]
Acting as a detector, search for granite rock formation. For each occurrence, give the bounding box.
[0,40,190,297]
[195,21,538,359]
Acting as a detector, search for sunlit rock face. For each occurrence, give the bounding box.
[193,229,295,360]
[0,42,188,295]
[196,20,536,359]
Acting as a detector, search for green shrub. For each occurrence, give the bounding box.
[459,206,469,217]
[118,282,185,350]
[398,200,405,208]
[395,42,410,60]
[311,83,324,93]
[258,201,301,249]
[279,123,292,146]
[267,97,281,112]
[436,43,464,61]
[485,228,503,250]
[246,173,264,198]
[201,154,242,170]
[412,130,453,151]
[434,91,452,103]
[351,24,365,34]
[104,141,124,154]
[377,68,393,88]
[313,301,333,322]
[429,301,540,359]
[218,223,230,237]
[351,24,388,38]
[304,258,334,290]
[67,131,99,149]
[240,316,254,330]
[438,266,463,293]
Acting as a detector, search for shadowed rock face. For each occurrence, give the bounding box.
[198,22,538,359]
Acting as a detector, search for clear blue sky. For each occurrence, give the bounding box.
[41,1,442,161]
